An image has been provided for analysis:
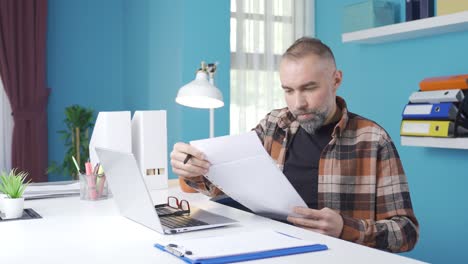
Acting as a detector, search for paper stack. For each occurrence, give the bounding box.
[23,181,80,200]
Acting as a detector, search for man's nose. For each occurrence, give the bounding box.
[294,94,307,110]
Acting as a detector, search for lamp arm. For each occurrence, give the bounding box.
[208,72,216,138]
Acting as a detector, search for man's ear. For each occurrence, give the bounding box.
[333,70,343,92]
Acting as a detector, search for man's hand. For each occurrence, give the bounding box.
[287,207,344,237]
[170,142,210,178]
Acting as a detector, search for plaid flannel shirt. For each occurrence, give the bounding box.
[183,96,419,252]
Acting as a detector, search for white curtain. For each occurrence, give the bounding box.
[0,76,13,172]
[230,0,315,134]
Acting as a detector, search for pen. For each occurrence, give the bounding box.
[183,154,192,165]
[93,163,100,175]
[71,156,81,174]
[96,164,106,198]
[97,174,106,198]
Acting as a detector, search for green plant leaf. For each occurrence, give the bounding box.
[0,169,31,198]
[47,105,95,180]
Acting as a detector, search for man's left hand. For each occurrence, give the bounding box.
[287,207,344,237]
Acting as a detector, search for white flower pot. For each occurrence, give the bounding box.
[2,197,24,219]
[0,193,7,213]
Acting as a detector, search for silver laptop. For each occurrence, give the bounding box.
[95,147,237,234]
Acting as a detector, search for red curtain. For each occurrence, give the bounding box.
[0,0,50,182]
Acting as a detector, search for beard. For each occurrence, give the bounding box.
[292,108,329,135]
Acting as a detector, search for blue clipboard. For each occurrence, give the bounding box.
[154,230,328,264]
[154,243,328,264]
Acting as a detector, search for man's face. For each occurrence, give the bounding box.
[279,54,342,134]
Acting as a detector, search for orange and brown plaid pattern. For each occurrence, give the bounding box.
[183,96,419,252]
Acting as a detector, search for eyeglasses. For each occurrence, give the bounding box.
[155,196,191,217]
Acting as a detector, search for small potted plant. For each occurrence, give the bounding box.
[0,169,30,219]
[0,185,6,213]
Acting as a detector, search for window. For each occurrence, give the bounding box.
[0,76,13,172]
[230,0,314,134]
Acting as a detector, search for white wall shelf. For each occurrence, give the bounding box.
[342,11,468,44]
[401,136,468,150]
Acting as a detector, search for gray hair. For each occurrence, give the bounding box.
[283,37,336,66]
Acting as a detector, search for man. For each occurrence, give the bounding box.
[170,37,419,252]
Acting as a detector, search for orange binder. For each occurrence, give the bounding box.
[419,74,468,91]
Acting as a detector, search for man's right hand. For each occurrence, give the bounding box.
[170,142,210,178]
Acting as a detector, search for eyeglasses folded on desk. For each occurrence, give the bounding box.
[155,196,190,217]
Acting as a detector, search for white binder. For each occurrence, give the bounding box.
[132,110,168,190]
[409,89,464,103]
[89,111,132,166]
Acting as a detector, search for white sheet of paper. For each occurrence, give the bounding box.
[190,131,307,219]
[23,182,80,200]
[160,229,319,260]
[24,182,81,193]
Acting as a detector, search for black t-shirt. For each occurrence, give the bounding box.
[283,123,336,209]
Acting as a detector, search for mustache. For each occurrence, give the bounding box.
[292,110,320,116]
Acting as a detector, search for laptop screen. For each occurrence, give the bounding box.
[95,147,165,233]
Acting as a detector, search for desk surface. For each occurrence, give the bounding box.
[0,180,424,264]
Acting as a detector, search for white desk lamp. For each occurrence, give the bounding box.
[176,61,224,138]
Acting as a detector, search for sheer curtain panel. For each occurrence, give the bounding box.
[0,77,13,172]
[230,0,315,134]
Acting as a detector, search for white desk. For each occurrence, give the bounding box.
[0,180,424,264]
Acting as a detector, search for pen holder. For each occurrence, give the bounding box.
[80,173,109,201]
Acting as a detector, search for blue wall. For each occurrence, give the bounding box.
[316,1,468,263]
[47,0,124,181]
[180,1,231,141]
[47,0,230,181]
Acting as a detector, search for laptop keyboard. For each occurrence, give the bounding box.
[159,215,208,229]
[155,207,178,216]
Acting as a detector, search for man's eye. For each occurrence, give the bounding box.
[284,89,293,94]
[305,86,317,91]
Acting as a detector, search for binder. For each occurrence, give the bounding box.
[154,230,328,264]
[419,0,434,18]
[131,110,168,190]
[459,96,468,129]
[406,0,420,21]
[437,0,468,16]
[89,111,132,166]
[400,120,468,137]
[420,74,468,91]
[402,102,458,120]
[408,89,465,103]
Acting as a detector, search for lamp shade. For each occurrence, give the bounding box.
[176,71,224,109]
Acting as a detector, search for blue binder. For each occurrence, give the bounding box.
[402,102,458,120]
[154,230,328,264]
